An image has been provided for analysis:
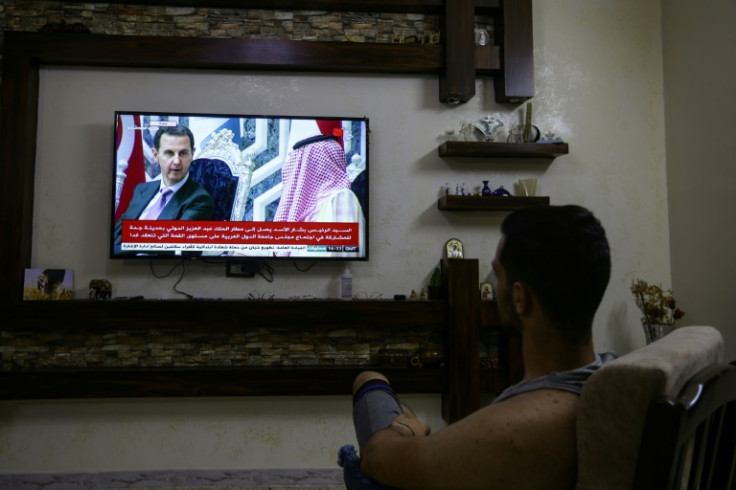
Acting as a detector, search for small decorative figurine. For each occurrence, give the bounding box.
[409,289,419,300]
[445,238,464,259]
[440,129,457,142]
[460,122,476,141]
[539,132,564,143]
[480,282,494,301]
[89,279,112,300]
[474,28,490,46]
[472,116,503,142]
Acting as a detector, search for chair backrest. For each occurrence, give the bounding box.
[189,128,254,221]
[576,325,725,490]
[189,158,238,221]
[634,361,736,489]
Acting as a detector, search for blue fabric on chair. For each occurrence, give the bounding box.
[337,445,398,490]
[189,158,238,221]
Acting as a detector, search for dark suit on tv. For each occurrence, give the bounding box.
[113,177,215,255]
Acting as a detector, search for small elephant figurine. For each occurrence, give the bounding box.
[491,186,512,197]
[89,279,112,300]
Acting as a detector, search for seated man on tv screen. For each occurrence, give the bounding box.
[344,205,618,490]
[113,124,214,255]
[275,130,364,224]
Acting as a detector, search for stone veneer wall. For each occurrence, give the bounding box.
[0,2,444,45]
[2,322,442,369]
[0,1,488,371]
[0,2,494,61]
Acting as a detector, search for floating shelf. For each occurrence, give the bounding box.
[0,366,445,399]
[438,141,569,159]
[438,195,550,211]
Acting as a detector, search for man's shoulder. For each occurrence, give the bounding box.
[453,390,580,450]
[496,387,580,409]
[182,177,213,198]
[129,181,159,202]
[135,180,159,191]
[486,388,580,419]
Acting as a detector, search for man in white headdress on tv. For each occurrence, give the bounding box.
[274,119,366,257]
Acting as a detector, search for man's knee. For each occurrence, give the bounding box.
[352,370,390,394]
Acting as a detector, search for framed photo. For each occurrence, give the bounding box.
[480,282,494,301]
[445,238,464,259]
[23,268,74,300]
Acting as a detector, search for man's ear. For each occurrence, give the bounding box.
[511,282,532,315]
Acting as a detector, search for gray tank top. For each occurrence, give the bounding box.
[492,352,618,404]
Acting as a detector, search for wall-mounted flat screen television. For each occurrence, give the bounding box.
[111,112,368,261]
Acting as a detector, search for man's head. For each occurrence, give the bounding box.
[153,125,195,186]
[492,205,611,343]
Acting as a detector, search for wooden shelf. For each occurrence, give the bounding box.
[0,366,444,399]
[438,195,550,211]
[0,298,445,332]
[438,141,569,159]
[102,0,502,14]
[0,299,447,400]
[0,260,520,423]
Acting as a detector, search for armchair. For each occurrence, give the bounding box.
[338,325,734,490]
[576,325,734,489]
[634,360,736,489]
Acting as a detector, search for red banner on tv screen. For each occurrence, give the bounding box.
[121,220,360,254]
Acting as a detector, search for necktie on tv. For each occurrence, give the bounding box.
[141,188,172,220]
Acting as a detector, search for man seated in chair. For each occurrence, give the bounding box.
[113,124,214,255]
[349,205,617,490]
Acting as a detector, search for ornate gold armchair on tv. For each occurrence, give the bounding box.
[189,128,254,222]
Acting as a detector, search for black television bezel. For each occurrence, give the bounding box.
[109,111,369,263]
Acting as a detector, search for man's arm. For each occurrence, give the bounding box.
[360,390,580,490]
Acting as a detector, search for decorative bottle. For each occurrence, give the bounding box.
[341,266,353,300]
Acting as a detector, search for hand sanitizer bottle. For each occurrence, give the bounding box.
[341,266,353,300]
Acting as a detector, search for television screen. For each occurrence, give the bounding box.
[111,111,368,261]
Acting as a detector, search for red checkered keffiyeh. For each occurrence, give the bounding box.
[275,138,352,222]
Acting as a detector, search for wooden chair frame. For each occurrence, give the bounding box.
[634,362,736,490]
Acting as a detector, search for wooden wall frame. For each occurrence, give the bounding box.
[0,259,503,424]
[0,2,533,299]
[0,2,528,417]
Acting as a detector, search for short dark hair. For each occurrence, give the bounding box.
[499,205,611,341]
[153,124,195,153]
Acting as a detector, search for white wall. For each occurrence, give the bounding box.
[31,68,506,301]
[0,394,444,472]
[663,0,736,361]
[1,0,680,474]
